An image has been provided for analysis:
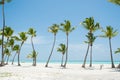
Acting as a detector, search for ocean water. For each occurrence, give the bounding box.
[18,60,120,64]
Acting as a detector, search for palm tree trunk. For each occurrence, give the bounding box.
[18,42,23,66]
[6,56,9,64]
[12,53,17,65]
[1,2,5,66]
[82,43,90,68]
[109,38,115,68]
[61,54,64,67]
[63,34,68,68]
[89,45,93,67]
[45,35,56,67]
[31,37,36,66]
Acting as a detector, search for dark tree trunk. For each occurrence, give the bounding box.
[45,35,56,67]
[89,45,93,67]
[63,34,68,68]
[12,53,17,65]
[1,2,5,66]
[109,38,115,68]
[82,43,90,68]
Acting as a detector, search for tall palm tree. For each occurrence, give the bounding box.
[11,44,20,65]
[27,28,37,66]
[101,26,118,68]
[108,0,120,5]
[13,32,27,66]
[0,0,12,66]
[45,24,59,67]
[81,17,100,67]
[60,20,75,68]
[57,43,66,67]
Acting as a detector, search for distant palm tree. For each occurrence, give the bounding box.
[82,33,96,68]
[13,32,27,66]
[57,43,66,67]
[27,50,38,65]
[0,0,12,66]
[61,20,75,68]
[27,28,37,66]
[108,0,120,5]
[81,17,100,67]
[115,48,120,68]
[101,26,118,68]
[6,38,14,64]
[4,48,10,64]
[45,24,59,67]
[11,44,20,65]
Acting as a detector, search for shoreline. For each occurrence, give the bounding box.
[0,63,120,80]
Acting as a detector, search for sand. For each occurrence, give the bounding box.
[0,63,120,80]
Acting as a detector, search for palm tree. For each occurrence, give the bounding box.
[81,17,100,67]
[60,20,75,68]
[4,48,10,65]
[0,0,12,66]
[6,38,14,64]
[108,0,120,5]
[13,32,27,66]
[115,48,120,68]
[11,44,20,65]
[101,26,118,68]
[4,26,14,43]
[57,43,66,67]
[82,33,96,68]
[27,28,37,66]
[27,50,38,66]
[45,24,59,67]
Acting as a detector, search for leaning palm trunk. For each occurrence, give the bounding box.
[89,44,93,67]
[109,38,115,68]
[12,53,17,65]
[18,42,23,66]
[82,43,90,68]
[117,64,120,68]
[1,2,5,66]
[63,34,68,68]
[45,35,56,67]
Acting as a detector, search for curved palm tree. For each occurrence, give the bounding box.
[45,24,59,67]
[108,0,120,5]
[101,26,118,68]
[60,20,75,68]
[27,28,37,66]
[81,17,100,67]
[11,44,20,65]
[13,32,27,66]
[0,0,12,66]
[57,43,66,67]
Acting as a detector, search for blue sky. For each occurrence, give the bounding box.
[0,0,120,62]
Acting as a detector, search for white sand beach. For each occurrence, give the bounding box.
[0,63,120,80]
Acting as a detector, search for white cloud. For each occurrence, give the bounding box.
[25,36,51,45]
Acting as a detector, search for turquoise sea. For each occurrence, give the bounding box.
[18,60,120,64]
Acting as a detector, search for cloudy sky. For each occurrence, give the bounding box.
[0,0,120,62]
